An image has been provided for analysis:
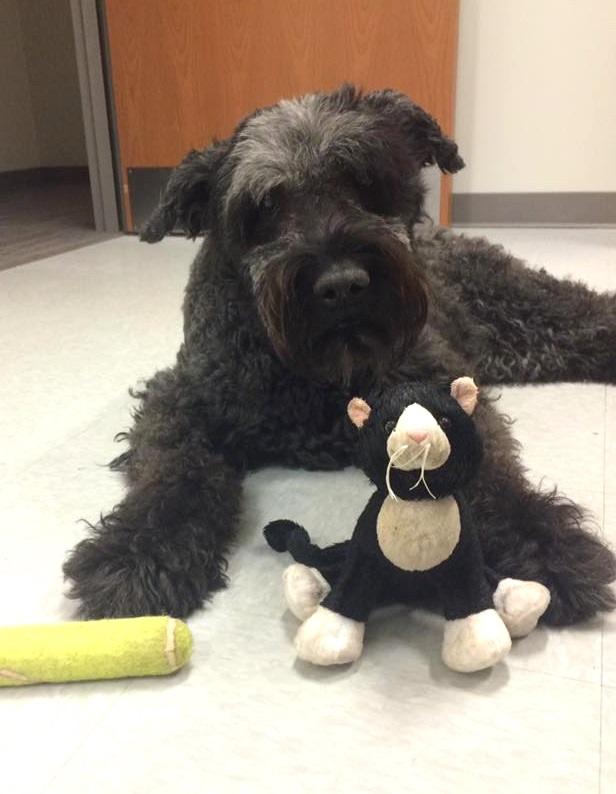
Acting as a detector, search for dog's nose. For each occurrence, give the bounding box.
[313,261,370,308]
[406,431,428,444]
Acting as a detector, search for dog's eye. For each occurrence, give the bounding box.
[439,417,452,430]
[244,194,279,244]
[384,420,396,434]
[347,169,395,217]
[257,194,277,222]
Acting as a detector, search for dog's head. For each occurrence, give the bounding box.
[142,85,464,387]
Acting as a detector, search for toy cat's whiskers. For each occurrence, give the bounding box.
[386,445,408,501]
[386,444,425,501]
[408,444,437,500]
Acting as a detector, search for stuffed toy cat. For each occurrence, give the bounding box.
[265,377,550,673]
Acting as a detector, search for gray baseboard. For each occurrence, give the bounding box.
[452,192,616,226]
[0,167,89,188]
[128,167,173,233]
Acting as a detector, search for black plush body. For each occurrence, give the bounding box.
[265,381,492,623]
[266,493,492,623]
[62,85,616,625]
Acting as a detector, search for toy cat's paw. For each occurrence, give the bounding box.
[493,578,551,638]
[294,606,365,665]
[442,608,511,673]
[283,564,331,621]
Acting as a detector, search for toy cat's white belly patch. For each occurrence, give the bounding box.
[376,495,461,571]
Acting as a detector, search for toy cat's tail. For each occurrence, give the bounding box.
[263,520,349,584]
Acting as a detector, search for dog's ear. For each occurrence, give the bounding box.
[140,141,229,242]
[362,89,465,175]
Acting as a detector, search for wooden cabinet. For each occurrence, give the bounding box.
[103,0,460,229]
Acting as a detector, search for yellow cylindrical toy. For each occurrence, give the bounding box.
[0,616,193,686]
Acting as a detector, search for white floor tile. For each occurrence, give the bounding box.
[601,686,616,793]
[604,613,616,690]
[36,608,602,794]
[0,680,130,794]
[0,237,193,474]
[497,383,606,513]
[0,408,130,625]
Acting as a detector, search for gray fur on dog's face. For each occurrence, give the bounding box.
[141,85,464,386]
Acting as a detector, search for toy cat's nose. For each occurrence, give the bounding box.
[407,431,428,444]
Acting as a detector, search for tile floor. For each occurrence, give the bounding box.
[0,170,115,272]
[0,228,614,794]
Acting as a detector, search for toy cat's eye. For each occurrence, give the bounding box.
[439,417,452,430]
[384,420,396,434]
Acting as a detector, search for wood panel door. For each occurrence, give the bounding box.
[103,0,460,230]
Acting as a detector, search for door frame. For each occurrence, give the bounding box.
[70,0,119,232]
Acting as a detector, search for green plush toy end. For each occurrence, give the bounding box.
[0,616,193,687]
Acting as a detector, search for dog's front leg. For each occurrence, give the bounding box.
[63,367,244,619]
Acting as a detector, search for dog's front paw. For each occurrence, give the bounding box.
[442,609,511,673]
[283,564,331,621]
[63,531,219,619]
[294,606,365,665]
[493,578,551,638]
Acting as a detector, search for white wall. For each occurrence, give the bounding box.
[0,0,86,172]
[0,0,39,171]
[454,0,616,193]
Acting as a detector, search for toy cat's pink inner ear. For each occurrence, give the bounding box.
[347,397,372,428]
[451,377,479,415]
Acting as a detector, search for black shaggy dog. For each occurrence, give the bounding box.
[63,85,616,624]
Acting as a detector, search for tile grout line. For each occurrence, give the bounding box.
[599,384,607,794]
[0,393,132,482]
[35,680,133,794]
[503,661,602,688]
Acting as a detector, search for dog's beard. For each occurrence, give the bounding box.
[307,319,392,387]
[253,224,428,389]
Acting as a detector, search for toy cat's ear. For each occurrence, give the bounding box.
[347,397,372,428]
[451,377,479,415]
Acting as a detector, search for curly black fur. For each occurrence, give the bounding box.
[63,85,616,623]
